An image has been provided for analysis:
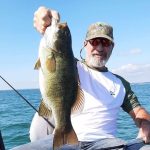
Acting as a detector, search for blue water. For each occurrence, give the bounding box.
[0,83,150,150]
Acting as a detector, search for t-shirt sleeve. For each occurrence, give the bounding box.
[115,74,141,113]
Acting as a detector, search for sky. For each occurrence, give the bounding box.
[0,0,150,90]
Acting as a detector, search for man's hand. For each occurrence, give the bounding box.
[137,119,150,143]
[130,106,150,143]
[33,6,60,34]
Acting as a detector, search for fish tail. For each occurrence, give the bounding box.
[53,128,78,150]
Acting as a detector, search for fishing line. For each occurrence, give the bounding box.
[80,42,87,61]
[0,75,55,129]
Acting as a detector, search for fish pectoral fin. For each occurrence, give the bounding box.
[38,99,52,118]
[46,53,56,72]
[34,58,41,70]
[53,128,78,150]
[71,83,84,114]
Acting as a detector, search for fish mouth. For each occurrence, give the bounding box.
[58,23,67,29]
[50,47,62,54]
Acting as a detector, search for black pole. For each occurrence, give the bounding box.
[0,75,38,112]
[0,75,55,129]
[0,130,5,150]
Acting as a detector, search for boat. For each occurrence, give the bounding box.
[10,135,79,150]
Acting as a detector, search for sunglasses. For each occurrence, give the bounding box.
[88,38,112,47]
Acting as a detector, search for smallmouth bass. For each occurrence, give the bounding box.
[34,19,79,149]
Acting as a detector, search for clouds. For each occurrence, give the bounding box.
[119,48,142,56]
[129,48,142,55]
[111,46,150,83]
[112,63,150,83]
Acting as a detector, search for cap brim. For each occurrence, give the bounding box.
[86,34,114,43]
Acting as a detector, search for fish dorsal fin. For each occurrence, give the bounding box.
[46,52,56,72]
[34,58,41,70]
[38,99,52,118]
[71,82,84,114]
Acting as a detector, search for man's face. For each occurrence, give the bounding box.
[85,38,113,69]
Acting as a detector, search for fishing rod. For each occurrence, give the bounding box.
[0,130,5,150]
[0,75,55,129]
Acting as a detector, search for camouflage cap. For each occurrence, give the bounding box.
[85,22,114,42]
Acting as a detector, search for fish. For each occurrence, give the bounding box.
[34,18,79,150]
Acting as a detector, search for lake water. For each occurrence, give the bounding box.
[0,83,150,149]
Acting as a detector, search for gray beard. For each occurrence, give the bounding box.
[88,56,108,68]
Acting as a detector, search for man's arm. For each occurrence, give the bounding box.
[129,106,150,143]
[115,75,150,144]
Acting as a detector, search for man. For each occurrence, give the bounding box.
[30,6,150,149]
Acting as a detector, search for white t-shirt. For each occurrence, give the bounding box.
[71,61,126,141]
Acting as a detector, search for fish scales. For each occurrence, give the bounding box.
[35,19,78,149]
